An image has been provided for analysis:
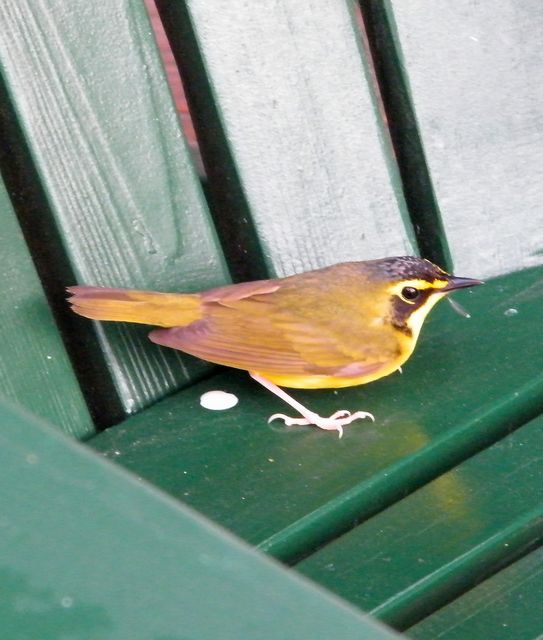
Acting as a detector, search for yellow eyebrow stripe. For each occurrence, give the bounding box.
[430,279,449,289]
[386,278,448,296]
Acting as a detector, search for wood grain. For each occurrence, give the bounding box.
[0,0,230,422]
[376,0,543,279]
[158,0,416,279]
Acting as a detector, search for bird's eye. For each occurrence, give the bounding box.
[401,286,420,302]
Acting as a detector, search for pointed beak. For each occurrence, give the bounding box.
[442,276,484,292]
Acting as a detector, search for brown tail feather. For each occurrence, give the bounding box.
[67,286,202,328]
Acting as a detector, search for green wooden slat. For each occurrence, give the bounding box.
[297,415,543,629]
[0,177,92,438]
[156,0,415,280]
[364,0,543,279]
[0,0,229,425]
[408,546,543,640]
[0,396,401,640]
[90,267,543,561]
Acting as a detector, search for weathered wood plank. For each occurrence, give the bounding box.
[0,178,93,438]
[157,0,415,280]
[364,0,543,279]
[0,0,229,425]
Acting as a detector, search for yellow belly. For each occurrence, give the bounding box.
[253,329,417,389]
[253,354,406,389]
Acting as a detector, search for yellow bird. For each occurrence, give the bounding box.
[68,256,482,437]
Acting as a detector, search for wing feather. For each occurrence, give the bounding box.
[151,265,401,376]
[150,297,399,377]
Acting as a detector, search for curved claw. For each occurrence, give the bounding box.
[349,411,375,423]
[268,409,374,438]
[253,373,373,438]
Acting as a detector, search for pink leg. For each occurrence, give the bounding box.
[250,373,374,438]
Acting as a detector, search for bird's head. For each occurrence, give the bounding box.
[366,256,483,340]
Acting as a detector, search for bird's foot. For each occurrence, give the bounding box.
[268,409,374,438]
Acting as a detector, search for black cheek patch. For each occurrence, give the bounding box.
[390,290,432,337]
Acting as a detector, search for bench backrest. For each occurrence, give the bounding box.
[0,1,540,430]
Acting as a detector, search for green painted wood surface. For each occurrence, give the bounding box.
[0,396,401,640]
[90,267,543,562]
[0,0,229,426]
[297,414,543,629]
[408,547,543,640]
[156,0,415,280]
[0,177,93,439]
[364,0,543,279]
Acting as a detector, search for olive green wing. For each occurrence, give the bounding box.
[149,283,400,376]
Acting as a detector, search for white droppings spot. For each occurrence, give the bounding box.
[46,355,53,360]
[200,390,238,411]
[268,458,275,463]
[504,308,518,317]
[61,596,74,608]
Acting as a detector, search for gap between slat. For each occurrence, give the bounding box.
[358,1,453,272]
[0,79,122,427]
[374,508,543,629]
[144,0,204,176]
[152,0,270,283]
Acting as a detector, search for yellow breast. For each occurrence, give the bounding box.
[255,294,441,390]
[255,341,414,390]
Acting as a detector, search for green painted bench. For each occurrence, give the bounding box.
[0,1,542,638]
